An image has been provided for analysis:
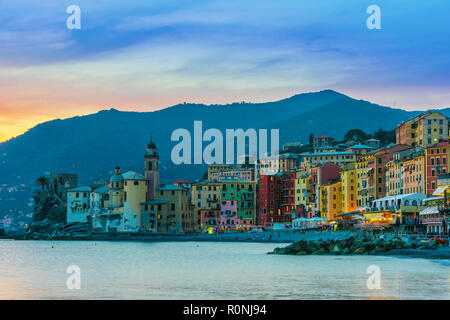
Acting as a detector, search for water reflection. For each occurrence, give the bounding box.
[0,240,448,299]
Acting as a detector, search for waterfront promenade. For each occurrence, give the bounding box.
[89,230,399,243]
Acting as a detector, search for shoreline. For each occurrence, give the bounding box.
[0,230,363,243]
[2,230,449,260]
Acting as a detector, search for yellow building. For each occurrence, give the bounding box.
[122,171,148,232]
[157,184,197,233]
[340,162,357,213]
[319,181,342,221]
[295,173,310,208]
[403,153,425,194]
[356,155,369,207]
[396,112,448,148]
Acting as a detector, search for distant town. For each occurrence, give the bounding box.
[3,111,450,238]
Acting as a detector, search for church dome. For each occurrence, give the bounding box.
[110,174,123,182]
[110,166,123,183]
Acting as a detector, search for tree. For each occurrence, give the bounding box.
[374,128,396,146]
[309,133,314,146]
[344,129,369,142]
[36,176,49,190]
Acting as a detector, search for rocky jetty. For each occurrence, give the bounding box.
[8,221,92,240]
[269,235,449,256]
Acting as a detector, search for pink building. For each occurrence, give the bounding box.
[219,200,240,230]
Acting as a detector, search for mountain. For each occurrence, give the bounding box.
[1,90,449,189]
[0,90,349,185]
[270,99,419,143]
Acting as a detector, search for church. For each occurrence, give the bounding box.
[67,137,199,233]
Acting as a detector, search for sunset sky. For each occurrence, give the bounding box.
[0,0,449,142]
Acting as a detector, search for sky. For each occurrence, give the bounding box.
[0,0,449,142]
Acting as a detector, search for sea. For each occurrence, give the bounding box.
[0,240,448,299]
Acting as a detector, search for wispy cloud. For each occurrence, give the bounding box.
[0,0,449,141]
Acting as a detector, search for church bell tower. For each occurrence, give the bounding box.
[144,135,159,200]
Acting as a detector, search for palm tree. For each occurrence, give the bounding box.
[36,176,49,190]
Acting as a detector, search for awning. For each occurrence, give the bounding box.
[432,186,450,196]
[363,212,392,220]
[419,206,439,215]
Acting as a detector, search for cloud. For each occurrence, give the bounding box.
[0,0,449,142]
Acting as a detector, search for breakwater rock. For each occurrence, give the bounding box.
[9,221,92,240]
[269,236,448,256]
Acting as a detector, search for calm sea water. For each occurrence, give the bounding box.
[0,240,449,299]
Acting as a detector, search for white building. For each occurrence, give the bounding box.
[370,193,427,211]
[67,186,93,223]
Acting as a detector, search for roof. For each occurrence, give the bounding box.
[432,185,450,196]
[278,153,300,159]
[192,180,221,186]
[302,151,354,156]
[260,172,284,177]
[220,179,256,183]
[261,153,299,160]
[68,186,92,192]
[156,184,186,191]
[372,192,427,203]
[422,196,443,202]
[93,186,110,194]
[122,171,146,181]
[419,206,439,215]
[110,174,124,182]
[147,140,157,149]
[173,180,192,184]
[337,207,368,217]
[314,136,333,139]
[347,144,376,149]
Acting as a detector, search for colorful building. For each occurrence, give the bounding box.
[425,142,449,195]
[367,144,410,202]
[340,162,357,213]
[210,168,255,182]
[191,180,221,232]
[356,155,369,207]
[319,180,342,221]
[301,151,356,167]
[258,153,299,175]
[396,112,448,148]
[313,136,334,151]
[157,184,197,233]
[258,173,283,227]
[221,179,257,228]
